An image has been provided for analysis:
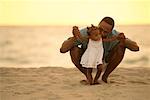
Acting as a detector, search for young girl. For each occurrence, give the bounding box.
[79,25,104,85]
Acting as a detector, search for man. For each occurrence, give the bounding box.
[60,17,139,83]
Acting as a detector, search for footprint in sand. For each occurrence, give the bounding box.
[128,80,149,85]
[110,80,126,85]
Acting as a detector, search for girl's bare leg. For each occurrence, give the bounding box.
[87,68,93,85]
[94,64,103,84]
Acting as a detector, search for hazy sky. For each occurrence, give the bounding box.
[0,0,150,25]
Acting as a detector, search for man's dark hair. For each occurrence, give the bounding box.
[99,17,115,29]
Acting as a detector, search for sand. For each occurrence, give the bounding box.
[0,67,150,100]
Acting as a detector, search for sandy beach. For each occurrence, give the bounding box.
[0,67,150,100]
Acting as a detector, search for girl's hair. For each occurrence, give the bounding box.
[87,24,99,36]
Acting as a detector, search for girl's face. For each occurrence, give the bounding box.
[89,29,101,41]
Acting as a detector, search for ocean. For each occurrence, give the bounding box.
[0,25,149,68]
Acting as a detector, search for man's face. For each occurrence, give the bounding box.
[98,21,113,37]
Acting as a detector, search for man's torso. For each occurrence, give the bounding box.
[73,28,120,59]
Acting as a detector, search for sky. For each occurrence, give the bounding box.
[0,0,150,26]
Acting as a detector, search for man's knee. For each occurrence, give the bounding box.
[125,39,139,51]
[60,37,75,53]
[130,45,139,51]
[60,47,68,53]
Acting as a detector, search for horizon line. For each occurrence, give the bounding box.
[0,24,150,27]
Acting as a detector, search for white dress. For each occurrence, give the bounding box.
[80,39,104,68]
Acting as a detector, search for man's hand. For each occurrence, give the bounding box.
[72,26,81,40]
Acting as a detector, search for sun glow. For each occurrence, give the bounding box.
[0,0,150,25]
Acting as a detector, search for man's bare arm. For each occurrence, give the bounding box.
[60,26,81,53]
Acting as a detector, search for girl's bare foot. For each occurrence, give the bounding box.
[93,80,100,85]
